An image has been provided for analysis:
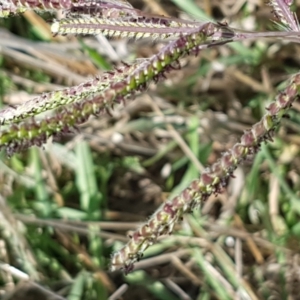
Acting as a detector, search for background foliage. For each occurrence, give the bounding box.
[1,0,300,299]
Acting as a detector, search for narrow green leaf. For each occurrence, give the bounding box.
[75,141,102,219]
[171,0,210,20]
[79,39,111,71]
[67,272,87,300]
[30,147,52,216]
[126,271,179,300]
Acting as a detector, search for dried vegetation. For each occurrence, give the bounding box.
[1,0,300,299]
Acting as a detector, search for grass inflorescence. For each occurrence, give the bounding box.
[1,0,300,299]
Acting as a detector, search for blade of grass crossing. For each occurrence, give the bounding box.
[30,147,52,217]
[193,248,234,300]
[75,141,102,219]
[126,270,180,300]
[75,142,105,269]
[85,273,107,300]
[170,116,211,198]
[170,0,210,21]
[67,271,87,300]
[261,144,300,213]
[189,217,258,299]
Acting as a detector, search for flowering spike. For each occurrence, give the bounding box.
[0,23,231,155]
[0,0,135,17]
[0,64,135,125]
[269,0,300,31]
[51,16,201,39]
[110,73,300,273]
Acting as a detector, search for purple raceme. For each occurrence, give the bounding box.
[0,0,136,17]
[0,63,135,125]
[0,22,234,155]
[110,74,300,273]
[269,0,300,31]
